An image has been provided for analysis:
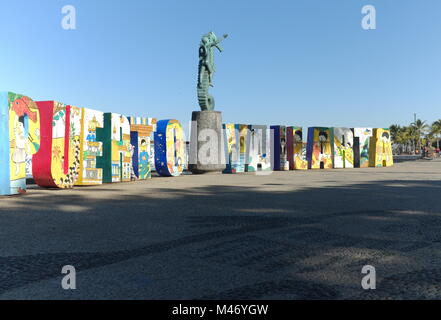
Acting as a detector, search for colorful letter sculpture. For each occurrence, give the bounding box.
[154,119,185,177]
[236,125,249,173]
[96,113,131,183]
[287,126,308,170]
[307,127,333,169]
[129,117,156,180]
[0,92,41,195]
[331,127,354,169]
[150,139,156,172]
[353,128,373,168]
[369,128,393,167]
[76,108,104,185]
[270,126,288,171]
[0,86,401,197]
[32,101,81,188]
[246,125,271,172]
[223,123,239,173]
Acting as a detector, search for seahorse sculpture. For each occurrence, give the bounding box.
[197,32,228,111]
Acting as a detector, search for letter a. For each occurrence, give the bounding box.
[361,265,376,290]
[61,265,77,290]
[361,5,376,30]
[61,5,77,30]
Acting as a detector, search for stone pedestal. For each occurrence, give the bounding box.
[189,111,226,174]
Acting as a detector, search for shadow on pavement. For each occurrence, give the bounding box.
[1,179,441,299]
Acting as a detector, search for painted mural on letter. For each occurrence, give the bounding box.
[369,128,393,167]
[0,92,41,195]
[129,117,156,180]
[287,126,308,170]
[307,127,333,169]
[154,119,185,177]
[223,123,239,173]
[270,125,288,171]
[32,101,81,188]
[332,127,354,169]
[246,125,271,172]
[76,108,104,185]
[236,125,248,173]
[353,128,373,168]
[96,113,131,183]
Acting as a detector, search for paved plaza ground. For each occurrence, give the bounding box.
[0,160,440,299]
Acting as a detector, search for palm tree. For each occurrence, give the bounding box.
[405,125,417,154]
[424,131,433,148]
[393,126,406,154]
[390,124,401,143]
[431,120,441,150]
[411,119,429,153]
[392,125,413,154]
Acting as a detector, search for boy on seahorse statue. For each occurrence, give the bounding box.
[198,32,228,89]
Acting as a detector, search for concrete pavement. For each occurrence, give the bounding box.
[0,160,440,299]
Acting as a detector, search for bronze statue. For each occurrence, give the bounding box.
[197,32,228,111]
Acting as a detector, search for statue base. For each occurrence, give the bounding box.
[189,111,226,174]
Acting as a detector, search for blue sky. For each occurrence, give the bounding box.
[0,0,440,133]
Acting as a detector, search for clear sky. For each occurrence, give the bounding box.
[0,0,440,133]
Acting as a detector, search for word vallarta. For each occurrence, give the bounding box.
[223,125,393,173]
[0,92,185,196]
